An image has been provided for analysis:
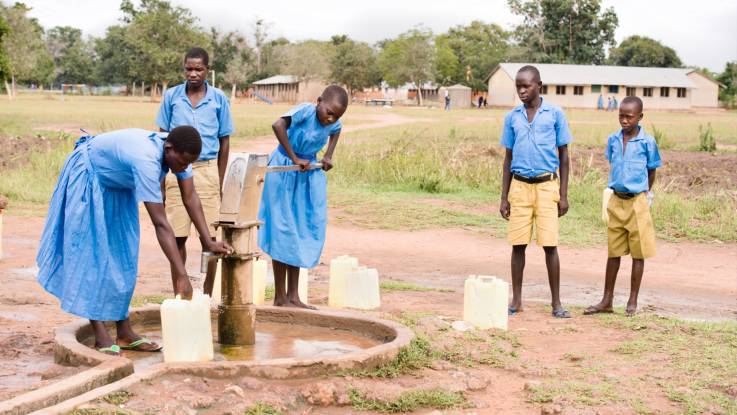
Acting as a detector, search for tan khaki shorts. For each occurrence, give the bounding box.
[607,192,656,259]
[165,160,220,238]
[507,178,560,247]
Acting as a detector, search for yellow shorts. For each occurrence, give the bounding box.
[165,160,220,238]
[607,192,656,259]
[507,177,560,247]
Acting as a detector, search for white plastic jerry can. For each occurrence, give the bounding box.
[160,292,214,362]
[602,188,613,224]
[285,268,309,304]
[344,267,381,310]
[463,275,509,330]
[328,255,359,308]
[252,258,267,305]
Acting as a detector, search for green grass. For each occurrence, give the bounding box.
[264,285,275,301]
[380,280,454,293]
[243,402,283,415]
[69,409,133,415]
[129,295,167,307]
[525,312,737,414]
[348,388,471,413]
[101,391,132,406]
[342,335,434,379]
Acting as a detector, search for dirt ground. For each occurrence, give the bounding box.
[1,114,736,413]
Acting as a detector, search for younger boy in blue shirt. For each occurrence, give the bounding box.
[584,96,661,317]
[499,65,572,318]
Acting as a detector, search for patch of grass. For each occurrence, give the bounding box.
[651,124,674,150]
[243,401,283,415]
[101,390,132,405]
[592,312,737,414]
[264,285,275,301]
[129,295,167,307]
[69,408,133,415]
[344,335,434,378]
[698,123,717,152]
[525,379,620,406]
[348,388,471,413]
[380,280,453,293]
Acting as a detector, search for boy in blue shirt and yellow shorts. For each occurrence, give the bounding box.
[500,65,572,318]
[585,96,661,317]
[157,47,234,296]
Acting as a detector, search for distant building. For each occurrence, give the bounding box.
[487,63,721,110]
[438,84,473,108]
[251,75,327,103]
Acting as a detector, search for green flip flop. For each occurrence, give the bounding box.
[97,344,121,355]
[119,338,162,352]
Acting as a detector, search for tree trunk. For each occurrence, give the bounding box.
[231,84,237,101]
[4,79,11,100]
[162,80,169,95]
[417,80,424,106]
[11,75,16,99]
[131,82,135,97]
[141,81,145,97]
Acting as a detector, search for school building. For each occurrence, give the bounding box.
[487,63,720,110]
[251,75,327,103]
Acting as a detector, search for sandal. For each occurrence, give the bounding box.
[97,344,122,356]
[551,309,572,319]
[508,306,519,316]
[118,338,162,352]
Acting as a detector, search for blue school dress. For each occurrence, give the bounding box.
[258,103,342,268]
[36,128,192,321]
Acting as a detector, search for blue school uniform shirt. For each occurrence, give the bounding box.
[500,98,573,177]
[88,128,193,203]
[605,126,662,194]
[156,82,234,161]
[283,102,342,156]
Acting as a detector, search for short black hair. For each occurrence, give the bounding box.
[184,47,209,67]
[321,84,349,108]
[621,96,643,113]
[167,125,202,157]
[517,65,541,83]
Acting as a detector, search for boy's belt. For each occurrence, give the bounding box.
[513,172,557,184]
[612,190,639,200]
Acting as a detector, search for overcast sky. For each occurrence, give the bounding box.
[16,0,737,72]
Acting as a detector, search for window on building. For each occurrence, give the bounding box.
[556,85,566,95]
[591,84,601,93]
[643,88,653,97]
[626,87,636,96]
[573,86,584,95]
[540,85,548,95]
[677,88,687,98]
[660,87,670,97]
[608,85,619,93]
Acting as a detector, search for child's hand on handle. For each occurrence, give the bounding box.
[175,274,193,300]
[292,157,311,172]
[500,199,511,220]
[321,157,333,171]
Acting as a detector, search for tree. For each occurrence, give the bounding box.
[717,62,736,109]
[210,28,254,87]
[435,21,510,90]
[508,0,618,65]
[607,35,682,68]
[120,0,209,96]
[219,35,255,100]
[0,2,53,95]
[330,38,381,95]
[272,40,334,82]
[0,14,10,97]
[94,25,136,85]
[378,27,435,105]
[46,26,95,84]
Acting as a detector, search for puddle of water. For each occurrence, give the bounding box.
[122,321,380,370]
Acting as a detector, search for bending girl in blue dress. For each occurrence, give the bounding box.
[258,85,348,309]
[37,126,231,355]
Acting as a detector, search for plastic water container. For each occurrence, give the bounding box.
[160,292,214,362]
[284,268,309,304]
[328,255,359,308]
[343,267,381,310]
[252,258,267,305]
[463,275,508,330]
[602,188,613,224]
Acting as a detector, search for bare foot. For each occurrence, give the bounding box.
[625,302,637,317]
[273,298,290,307]
[289,299,317,310]
[583,303,614,315]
